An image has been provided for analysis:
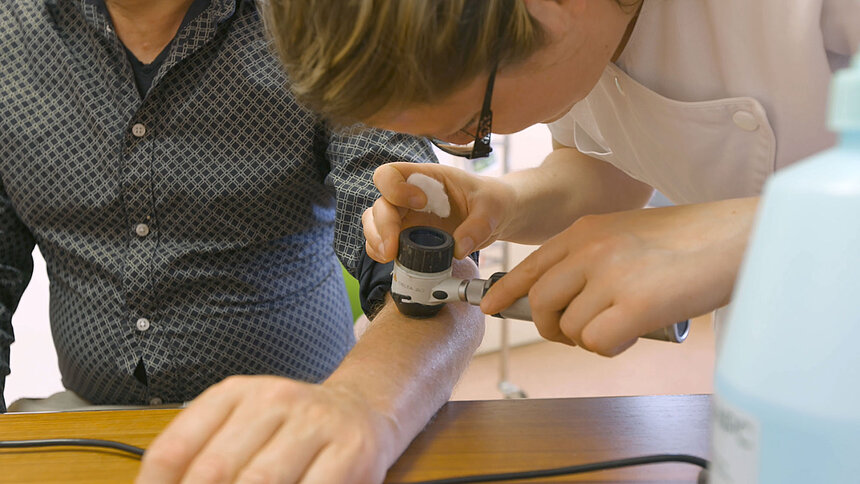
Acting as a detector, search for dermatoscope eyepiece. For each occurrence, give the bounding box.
[391,226,455,318]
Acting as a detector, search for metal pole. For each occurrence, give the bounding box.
[497,135,527,399]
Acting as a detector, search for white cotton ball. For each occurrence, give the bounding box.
[406,173,451,218]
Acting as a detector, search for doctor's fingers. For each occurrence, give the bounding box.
[363,200,408,262]
[372,162,434,211]
[552,284,612,350]
[526,258,587,314]
[450,204,503,259]
[581,304,651,357]
[481,240,573,315]
[362,207,383,261]
[529,306,577,346]
[512,261,585,346]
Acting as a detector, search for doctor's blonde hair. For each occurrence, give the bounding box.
[262,0,546,124]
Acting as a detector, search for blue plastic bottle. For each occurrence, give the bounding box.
[711,51,860,482]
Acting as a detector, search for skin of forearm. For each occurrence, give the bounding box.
[323,257,484,462]
[500,146,654,244]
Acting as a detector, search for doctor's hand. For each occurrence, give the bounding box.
[136,376,397,484]
[364,162,516,262]
[481,197,758,356]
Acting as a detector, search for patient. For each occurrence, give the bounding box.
[0,1,482,483]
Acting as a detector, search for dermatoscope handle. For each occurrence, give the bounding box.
[485,272,689,344]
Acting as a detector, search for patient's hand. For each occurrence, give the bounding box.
[136,375,396,484]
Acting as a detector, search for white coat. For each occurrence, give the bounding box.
[548,0,860,204]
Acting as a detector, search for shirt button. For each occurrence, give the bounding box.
[149,397,163,406]
[136,318,151,331]
[131,123,147,138]
[732,110,759,131]
[135,223,150,237]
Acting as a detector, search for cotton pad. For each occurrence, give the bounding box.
[406,173,451,218]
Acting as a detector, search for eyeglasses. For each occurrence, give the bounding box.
[430,62,498,159]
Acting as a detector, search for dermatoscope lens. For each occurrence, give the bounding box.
[407,228,448,248]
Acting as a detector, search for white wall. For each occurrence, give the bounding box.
[5,247,63,404]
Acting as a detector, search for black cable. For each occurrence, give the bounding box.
[0,438,145,458]
[0,439,708,483]
[411,454,709,484]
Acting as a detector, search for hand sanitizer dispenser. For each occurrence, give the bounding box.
[711,51,860,483]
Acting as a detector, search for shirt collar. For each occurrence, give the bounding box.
[210,0,238,24]
[71,0,239,26]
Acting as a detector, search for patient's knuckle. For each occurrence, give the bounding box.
[237,467,277,484]
[188,453,233,482]
[143,440,191,472]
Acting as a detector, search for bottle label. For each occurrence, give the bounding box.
[711,394,761,484]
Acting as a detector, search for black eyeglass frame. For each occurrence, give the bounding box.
[430,62,498,160]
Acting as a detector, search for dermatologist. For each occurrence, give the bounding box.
[265,0,859,355]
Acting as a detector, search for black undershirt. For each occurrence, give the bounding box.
[101,0,209,384]
[102,0,211,98]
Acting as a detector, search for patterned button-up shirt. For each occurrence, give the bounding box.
[0,0,435,411]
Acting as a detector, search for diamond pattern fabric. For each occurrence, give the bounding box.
[0,0,435,411]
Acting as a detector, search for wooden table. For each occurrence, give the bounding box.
[0,394,710,483]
